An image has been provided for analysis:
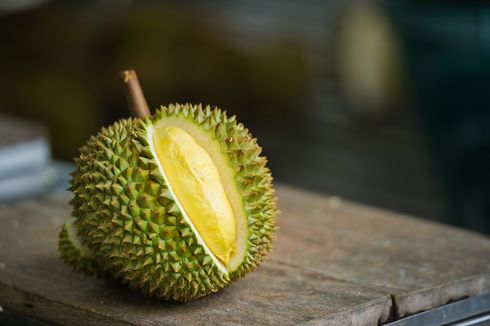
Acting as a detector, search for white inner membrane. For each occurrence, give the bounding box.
[66,219,94,258]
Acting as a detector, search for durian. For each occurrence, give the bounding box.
[59,71,277,302]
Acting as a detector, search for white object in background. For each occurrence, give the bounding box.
[0,138,50,179]
[0,166,55,201]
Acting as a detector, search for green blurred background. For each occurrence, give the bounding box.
[1,0,489,234]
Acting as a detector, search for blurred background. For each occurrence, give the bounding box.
[0,0,489,234]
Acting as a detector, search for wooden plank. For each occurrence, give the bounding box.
[0,193,391,326]
[273,185,490,317]
[1,184,489,324]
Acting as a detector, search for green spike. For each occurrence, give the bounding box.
[136,219,148,232]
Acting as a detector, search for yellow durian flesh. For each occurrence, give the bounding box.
[153,125,236,266]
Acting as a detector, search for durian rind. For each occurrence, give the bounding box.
[59,222,103,277]
[64,104,277,301]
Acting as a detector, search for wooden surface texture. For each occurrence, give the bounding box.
[0,185,489,325]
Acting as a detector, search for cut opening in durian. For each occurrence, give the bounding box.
[65,219,94,258]
[148,120,248,274]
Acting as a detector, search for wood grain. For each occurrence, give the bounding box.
[0,185,489,325]
[273,185,490,317]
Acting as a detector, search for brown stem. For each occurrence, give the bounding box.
[119,69,151,118]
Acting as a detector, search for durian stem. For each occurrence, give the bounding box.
[119,69,151,118]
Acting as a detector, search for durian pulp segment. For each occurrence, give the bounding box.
[152,126,237,269]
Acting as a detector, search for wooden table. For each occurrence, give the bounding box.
[0,185,489,325]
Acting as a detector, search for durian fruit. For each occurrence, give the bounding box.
[59,222,102,277]
[59,102,278,302]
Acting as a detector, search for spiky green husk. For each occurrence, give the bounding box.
[59,222,103,277]
[61,104,277,301]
